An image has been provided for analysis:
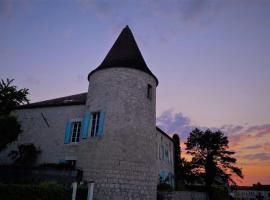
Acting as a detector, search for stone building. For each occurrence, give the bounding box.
[0,26,174,199]
[232,185,270,200]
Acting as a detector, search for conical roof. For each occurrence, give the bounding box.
[88,26,158,85]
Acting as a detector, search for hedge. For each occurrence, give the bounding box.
[0,182,88,200]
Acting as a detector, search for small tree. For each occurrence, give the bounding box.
[0,79,29,151]
[185,128,243,199]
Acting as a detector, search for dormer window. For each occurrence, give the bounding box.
[147,84,152,100]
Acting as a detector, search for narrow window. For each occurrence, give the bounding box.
[91,112,100,137]
[161,145,164,160]
[165,146,169,161]
[147,84,152,100]
[71,121,81,143]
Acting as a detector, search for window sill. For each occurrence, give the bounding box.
[67,143,79,146]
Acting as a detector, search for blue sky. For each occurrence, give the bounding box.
[1,0,270,184]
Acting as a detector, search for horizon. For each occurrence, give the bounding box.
[1,0,269,186]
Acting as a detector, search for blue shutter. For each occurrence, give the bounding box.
[160,170,168,182]
[160,170,166,180]
[64,121,72,144]
[82,112,91,139]
[97,112,105,138]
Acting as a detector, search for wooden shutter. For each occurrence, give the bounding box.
[97,112,105,138]
[82,112,91,139]
[64,121,72,144]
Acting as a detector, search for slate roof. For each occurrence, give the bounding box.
[88,26,159,85]
[16,93,87,109]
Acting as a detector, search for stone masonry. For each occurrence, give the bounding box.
[0,26,175,200]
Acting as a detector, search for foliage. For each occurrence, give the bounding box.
[185,128,243,198]
[179,157,201,184]
[0,182,69,200]
[76,184,88,200]
[172,134,181,179]
[0,78,29,115]
[0,182,88,200]
[0,115,22,151]
[158,175,173,192]
[211,186,229,200]
[37,162,76,170]
[0,78,29,152]
[8,143,41,166]
[157,182,173,191]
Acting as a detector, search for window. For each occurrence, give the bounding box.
[160,145,164,160]
[164,146,169,161]
[71,121,81,143]
[91,112,100,137]
[147,84,152,100]
[66,160,76,167]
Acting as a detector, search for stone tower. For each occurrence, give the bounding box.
[78,26,159,200]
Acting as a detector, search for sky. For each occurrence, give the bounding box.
[1,0,270,186]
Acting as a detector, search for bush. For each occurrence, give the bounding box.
[212,186,229,200]
[0,182,90,200]
[157,182,172,191]
[37,162,75,170]
[76,185,88,200]
[0,182,70,200]
[9,143,41,166]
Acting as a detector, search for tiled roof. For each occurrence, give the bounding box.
[88,26,158,85]
[16,93,87,109]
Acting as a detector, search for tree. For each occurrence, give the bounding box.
[8,143,41,166]
[172,134,181,180]
[185,128,243,199]
[0,79,29,151]
[0,78,29,115]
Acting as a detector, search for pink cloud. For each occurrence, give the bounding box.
[227,125,270,146]
[241,153,270,161]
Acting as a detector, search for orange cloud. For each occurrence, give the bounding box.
[263,143,270,152]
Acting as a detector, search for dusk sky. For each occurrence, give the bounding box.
[1,0,270,185]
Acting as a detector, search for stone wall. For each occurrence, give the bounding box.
[79,68,158,200]
[158,191,208,200]
[156,129,174,186]
[0,105,86,165]
[0,67,175,200]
